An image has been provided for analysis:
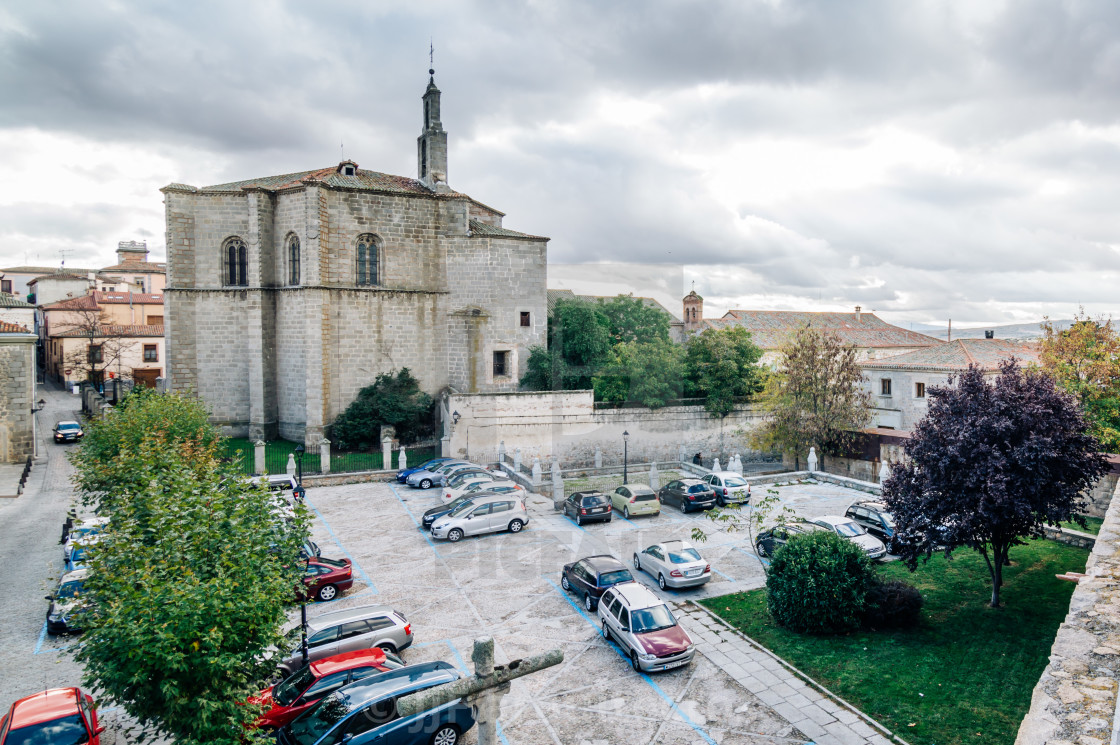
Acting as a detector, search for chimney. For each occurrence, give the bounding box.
[985,330,994,339]
[117,240,149,266]
[855,305,862,322]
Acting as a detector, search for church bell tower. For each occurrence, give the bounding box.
[418,67,449,192]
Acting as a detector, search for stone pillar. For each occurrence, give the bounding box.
[879,460,890,484]
[732,454,743,475]
[320,438,331,475]
[253,440,266,475]
[286,453,296,476]
[514,447,522,473]
[551,456,560,478]
[594,447,602,469]
[497,440,506,464]
[441,435,451,458]
[649,461,659,490]
[382,435,392,471]
[807,447,818,473]
[398,446,407,473]
[713,457,722,472]
[531,457,542,487]
[678,444,686,463]
[552,464,564,510]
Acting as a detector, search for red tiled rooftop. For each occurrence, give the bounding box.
[0,320,31,333]
[42,295,99,311]
[860,338,1039,371]
[705,310,940,349]
[53,324,164,338]
[94,291,164,305]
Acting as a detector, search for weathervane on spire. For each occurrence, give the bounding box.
[429,39,435,79]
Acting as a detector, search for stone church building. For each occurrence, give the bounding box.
[162,72,548,444]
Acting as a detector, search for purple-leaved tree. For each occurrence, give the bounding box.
[882,360,1107,608]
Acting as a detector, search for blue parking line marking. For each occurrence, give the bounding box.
[413,637,510,744]
[712,568,734,582]
[32,621,47,654]
[304,495,378,595]
[541,576,718,745]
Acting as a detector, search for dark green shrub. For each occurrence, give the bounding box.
[766,530,875,634]
[331,368,435,450]
[863,578,924,629]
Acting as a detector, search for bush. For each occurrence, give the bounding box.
[862,578,923,629]
[331,368,435,450]
[767,531,876,634]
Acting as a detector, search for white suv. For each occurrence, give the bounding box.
[597,583,695,673]
[430,494,530,542]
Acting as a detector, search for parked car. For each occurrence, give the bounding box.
[430,495,529,542]
[844,500,902,552]
[561,555,635,611]
[597,583,695,673]
[657,479,716,513]
[405,460,469,489]
[433,463,500,487]
[277,661,475,745]
[754,521,826,557]
[610,484,660,518]
[442,478,523,505]
[300,539,322,560]
[0,687,103,745]
[251,474,300,492]
[62,517,109,563]
[397,457,456,484]
[633,541,711,590]
[562,491,612,526]
[422,495,473,529]
[65,539,100,572]
[46,568,89,635]
[52,420,84,443]
[251,648,405,730]
[806,515,887,559]
[277,605,413,677]
[440,474,497,504]
[302,557,354,602]
[700,471,751,507]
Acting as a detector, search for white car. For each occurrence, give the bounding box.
[430,495,530,542]
[633,540,712,590]
[440,475,499,504]
[444,480,524,505]
[701,471,751,507]
[806,515,887,559]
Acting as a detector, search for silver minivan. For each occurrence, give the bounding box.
[278,604,413,676]
[430,494,530,542]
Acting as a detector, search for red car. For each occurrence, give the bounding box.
[301,556,354,602]
[0,687,103,745]
[250,648,404,729]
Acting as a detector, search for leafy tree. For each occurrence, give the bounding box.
[520,345,559,390]
[549,299,611,388]
[767,530,875,634]
[332,368,435,449]
[596,294,671,345]
[882,361,1107,607]
[1040,309,1120,453]
[685,326,765,417]
[692,486,794,575]
[70,387,222,512]
[59,305,137,386]
[593,339,686,408]
[752,326,871,463]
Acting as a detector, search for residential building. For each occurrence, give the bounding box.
[162,70,548,443]
[0,294,35,331]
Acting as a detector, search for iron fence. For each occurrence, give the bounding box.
[219,439,438,477]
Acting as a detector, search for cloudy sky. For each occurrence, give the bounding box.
[1,0,1117,326]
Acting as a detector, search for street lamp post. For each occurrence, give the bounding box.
[294,442,308,666]
[294,444,304,487]
[622,430,630,484]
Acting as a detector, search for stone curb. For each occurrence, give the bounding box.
[682,600,911,745]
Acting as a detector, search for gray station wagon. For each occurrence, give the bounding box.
[278,604,413,676]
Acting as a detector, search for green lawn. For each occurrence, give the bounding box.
[1060,515,1103,535]
[221,437,436,475]
[701,540,1090,745]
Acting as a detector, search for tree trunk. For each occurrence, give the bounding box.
[989,543,1005,608]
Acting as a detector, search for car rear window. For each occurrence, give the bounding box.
[724,476,748,487]
[834,521,867,537]
[316,557,348,568]
[668,548,702,563]
[598,569,633,586]
[633,491,657,501]
[5,715,88,745]
[687,484,709,493]
[581,494,608,506]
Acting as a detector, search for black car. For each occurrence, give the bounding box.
[844,501,902,552]
[658,479,716,513]
[422,495,474,529]
[563,491,612,526]
[560,555,635,611]
[53,421,84,443]
[754,522,825,557]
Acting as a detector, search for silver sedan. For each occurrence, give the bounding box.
[632,540,712,590]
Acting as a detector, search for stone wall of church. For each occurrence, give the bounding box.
[0,334,36,463]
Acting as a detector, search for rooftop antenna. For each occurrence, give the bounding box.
[340,139,344,160]
[58,248,71,268]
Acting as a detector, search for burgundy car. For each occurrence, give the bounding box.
[0,687,103,745]
[301,556,353,602]
[249,648,405,730]
[597,583,695,673]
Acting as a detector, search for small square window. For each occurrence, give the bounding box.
[143,345,158,362]
[520,311,531,327]
[493,350,509,378]
[1,280,11,294]
[880,378,892,395]
[915,382,926,398]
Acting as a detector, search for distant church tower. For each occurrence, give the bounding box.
[683,290,704,332]
[418,67,449,192]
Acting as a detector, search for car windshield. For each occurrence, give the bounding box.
[57,579,85,599]
[57,423,81,432]
[723,476,748,487]
[581,495,608,506]
[5,714,89,745]
[631,605,677,633]
[444,496,472,510]
[70,547,91,562]
[687,484,709,493]
[448,500,475,517]
[288,691,358,745]
[667,548,702,563]
[881,512,896,529]
[598,569,633,586]
[273,664,316,707]
[69,526,100,540]
[833,521,866,537]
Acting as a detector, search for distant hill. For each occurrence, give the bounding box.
[921,320,1073,342]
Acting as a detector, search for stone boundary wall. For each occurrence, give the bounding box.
[1015,477,1120,745]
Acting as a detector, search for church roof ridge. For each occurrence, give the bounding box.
[179,165,470,199]
[468,219,548,242]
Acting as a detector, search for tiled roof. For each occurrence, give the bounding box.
[1,265,95,275]
[860,339,1040,372]
[53,324,164,338]
[43,295,99,311]
[0,320,31,333]
[0,295,34,308]
[100,263,166,273]
[188,165,465,198]
[94,291,163,305]
[705,310,939,349]
[468,219,548,242]
[546,288,680,321]
[30,272,90,283]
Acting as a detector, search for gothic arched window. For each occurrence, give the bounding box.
[356,234,379,286]
[288,234,301,286]
[223,237,247,287]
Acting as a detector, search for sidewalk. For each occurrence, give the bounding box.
[674,602,902,745]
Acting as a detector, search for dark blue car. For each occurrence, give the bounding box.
[396,458,455,484]
[277,661,475,745]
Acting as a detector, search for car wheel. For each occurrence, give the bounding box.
[679,500,688,514]
[317,584,338,602]
[584,593,595,612]
[378,643,397,654]
[430,724,460,745]
[420,478,432,489]
[508,519,524,533]
[716,496,725,507]
[631,651,642,672]
[756,542,768,557]
[447,528,464,543]
[623,506,630,519]
[561,574,571,591]
[633,554,641,570]
[602,619,611,641]
[658,573,667,591]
